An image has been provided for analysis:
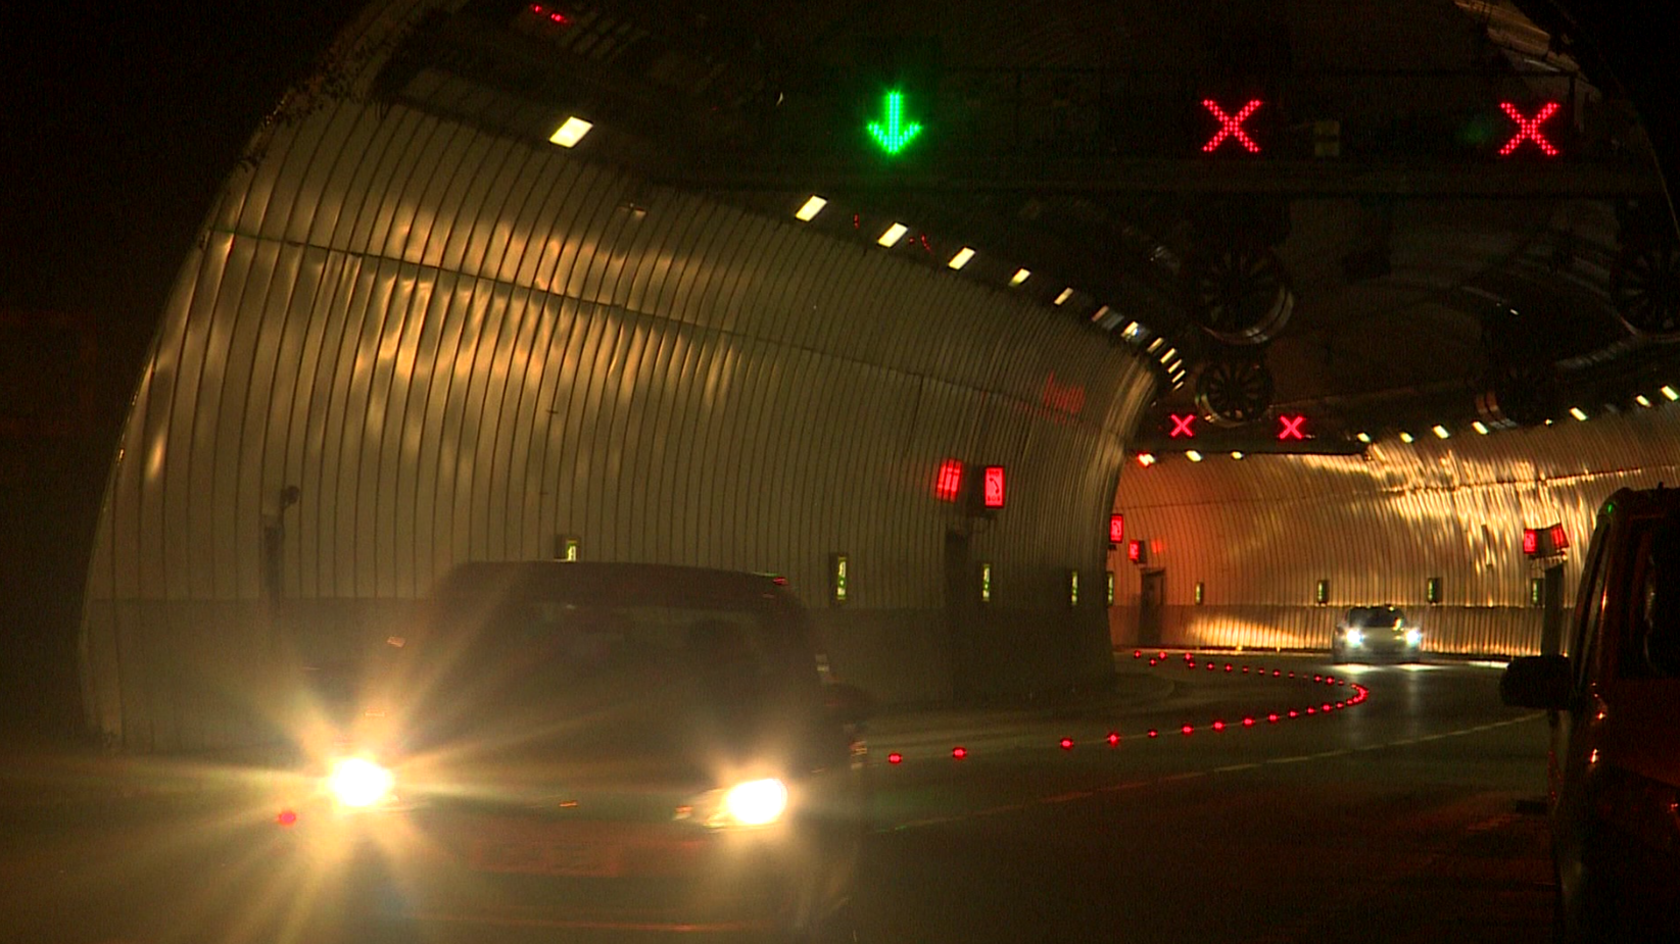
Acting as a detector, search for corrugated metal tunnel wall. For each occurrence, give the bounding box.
[1110,409,1680,655]
[77,8,1158,751]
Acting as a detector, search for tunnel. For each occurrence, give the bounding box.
[4,1,1677,759]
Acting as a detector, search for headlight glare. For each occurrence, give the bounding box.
[1346,629,1364,647]
[708,776,786,826]
[327,757,394,808]
[1405,628,1423,646]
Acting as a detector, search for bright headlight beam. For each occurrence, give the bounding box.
[328,758,393,808]
[721,778,788,827]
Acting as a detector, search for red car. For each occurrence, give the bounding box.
[1502,486,1680,942]
[276,561,873,942]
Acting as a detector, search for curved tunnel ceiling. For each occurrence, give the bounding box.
[33,0,1679,749]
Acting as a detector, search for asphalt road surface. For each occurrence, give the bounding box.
[0,654,1553,944]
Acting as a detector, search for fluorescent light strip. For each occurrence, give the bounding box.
[549,116,593,147]
[1355,432,1372,444]
[1569,406,1588,421]
[1472,421,1490,434]
[878,223,908,247]
[1054,288,1074,305]
[1664,385,1679,401]
[1147,338,1165,354]
[795,195,827,221]
[1399,431,1415,443]
[948,247,976,270]
[1636,394,1653,408]
[1089,305,1111,324]
[1186,450,1203,462]
[1432,424,1450,439]
[1010,268,1031,287]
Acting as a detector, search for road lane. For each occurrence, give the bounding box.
[0,655,1553,944]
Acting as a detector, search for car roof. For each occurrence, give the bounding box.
[431,561,796,609]
[1601,485,1680,521]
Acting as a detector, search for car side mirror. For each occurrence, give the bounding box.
[1500,655,1572,710]
[823,682,876,725]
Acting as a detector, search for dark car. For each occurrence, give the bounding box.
[1330,605,1423,664]
[277,561,872,942]
[1502,486,1680,942]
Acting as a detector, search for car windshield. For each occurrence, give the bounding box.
[1352,606,1406,627]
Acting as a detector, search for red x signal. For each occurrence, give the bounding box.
[1499,102,1560,157]
[1169,413,1197,438]
[1277,414,1306,441]
[1202,99,1263,153]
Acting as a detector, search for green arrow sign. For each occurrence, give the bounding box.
[867,90,923,156]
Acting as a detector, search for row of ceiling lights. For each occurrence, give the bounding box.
[546,113,1188,388]
[1131,382,1680,465]
[794,194,1188,389]
[1353,383,1680,446]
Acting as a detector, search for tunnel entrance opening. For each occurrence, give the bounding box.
[1138,570,1165,648]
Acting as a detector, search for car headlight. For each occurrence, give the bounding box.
[1346,629,1364,647]
[682,777,789,829]
[1405,628,1422,646]
[327,757,395,808]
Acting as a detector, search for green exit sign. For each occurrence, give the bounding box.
[866,90,923,156]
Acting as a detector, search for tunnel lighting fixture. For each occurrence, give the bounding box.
[1147,338,1165,354]
[1398,431,1415,443]
[1136,452,1157,467]
[548,115,594,147]
[1054,287,1074,305]
[1167,360,1183,375]
[947,247,976,270]
[1664,385,1679,401]
[1089,304,1112,324]
[1569,406,1589,421]
[1231,451,1245,460]
[877,223,909,247]
[1432,424,1450,439]
[1009,268,1031,286]
[795,195,828,221]
[1472,421,1490,435]
[1186,450,1203,462]
[1636,394,1654,408]
[1159,348,1177,366]
[1355,432,1372,444]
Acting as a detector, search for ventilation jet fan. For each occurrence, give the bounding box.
[1611,239,1680,339]
[1476,363,1560,428]
[1180,241,1294,345]
[1194,354,1275,427]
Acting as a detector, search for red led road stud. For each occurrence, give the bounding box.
[1202,99,1264,153]
[1168,413,1197,438]
[1060,738,1075,750]
[1107,732,1121,746]
[1499,101,1560,157]
[887,752,903,764]
[952,746,967,759]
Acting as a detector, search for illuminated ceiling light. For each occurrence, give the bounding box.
[548,115,594,147]
[1186,450,1203,462]
[1472,421,1490,435]
[878,223,909,247]
[1089,304,1112,323]
[1398,431,1415,443]
[1355,432,1372,444]
[795,195,828,221]
[1009,268,1031,287]
[1432,424,1451,439]
[1159,347,1178,365]
[1147,338,1165,354]
[1136,452,1156,467]
[1636,394,1653,408]
[1231,451,1245,460]
[947,247,976,270]
[1167,360,1183,375]
[1054,287,1075,306]
[1569,406,1589,421]
[1664,385,1679,401]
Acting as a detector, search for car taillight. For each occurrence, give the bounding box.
[1592,764,1680,854]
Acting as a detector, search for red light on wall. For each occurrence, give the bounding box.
[276,809,298,827]
[1277,414,1307,441]
[1499,101,1560,157]
[982,466,1006,509]
[1549,524,1569,551]
[1522,528,1539,555]
[1169,413,1197,438]
[1202,99,1264,153]
[1127,540,1142,563]
[1109,514,1125,545]
[935,459,963,502]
